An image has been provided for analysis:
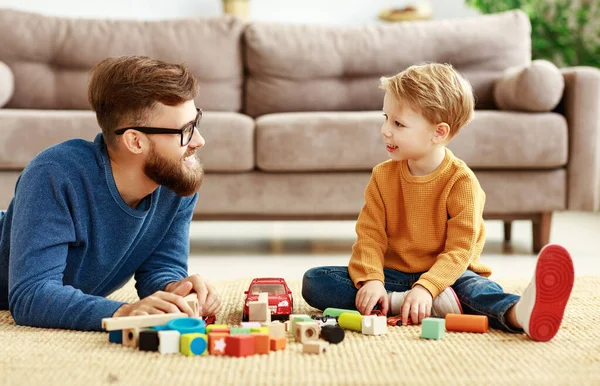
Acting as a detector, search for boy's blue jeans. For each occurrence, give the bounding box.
[302,266,522,332]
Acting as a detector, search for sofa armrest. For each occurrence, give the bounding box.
[0,61,14,108]
[561,66,600,211]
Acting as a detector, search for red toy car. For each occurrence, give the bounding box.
[242,278,293,322]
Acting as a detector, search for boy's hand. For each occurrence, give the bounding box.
[355,280,389,316]
[401,284,433,325]
[113,281,195,317]
[164,274,223,317]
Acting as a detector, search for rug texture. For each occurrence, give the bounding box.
[1,277,599,386]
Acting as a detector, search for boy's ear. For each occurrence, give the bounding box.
[432,123,451,144]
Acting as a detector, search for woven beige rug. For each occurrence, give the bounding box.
[1,277,599,386]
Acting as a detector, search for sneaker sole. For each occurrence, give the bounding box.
[528,244,574,342]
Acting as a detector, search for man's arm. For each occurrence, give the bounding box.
[348,172,388,288]
[414,174,486,298]
[8,165,125,331]
[134,194,197,299]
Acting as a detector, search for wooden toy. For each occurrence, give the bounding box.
[295,321,320,344]
[446,314,488,333]
[206,324,229,334]
[139,330,159,351]
[123,327,142,348]
[166,317,206,334]
[284,320,291,332]
[230,327,251,335]
[323,308,360,318]
[421,318,445,339]
[241,321,262,329]
[157,330,181,355]
[208,332,228,356]
[253,333,270,355]
[258,292,268,303]
[361,315,387,335]
[108,330,122,344]
[181,333,208,356]
[303,341,328,354]
[290,314,312,333]
[249,300,271,323]
[338,313,363,332]
[265,321,285,338]
[184,294,199,316]
[270,336,286,351]
[226,335,256,357]
[102,313,186,331]
[242,278,294,322]
[320,325,345,344]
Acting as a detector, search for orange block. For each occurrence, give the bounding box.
[208,333,229,356]
[269,336,286,351]
[253,333,270,355]
[446,314,488,333]
[225,335,256,357]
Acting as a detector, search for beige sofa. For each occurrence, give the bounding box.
[0,8,598,252]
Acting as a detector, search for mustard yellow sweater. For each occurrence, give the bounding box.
[348,148,492,298]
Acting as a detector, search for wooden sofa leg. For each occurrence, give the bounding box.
[532,212,552,254]
[503,221,512,242]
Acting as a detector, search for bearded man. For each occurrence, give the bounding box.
[0,56,222,330]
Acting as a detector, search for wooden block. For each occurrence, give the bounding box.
[123,327,142,348]
[258,292,269,303]
[269,336,286,351]
[108,330,122,344]
[303,341,328,354]
[139,330,159,351]
[184,294,199,316]
[295,322,320,344]
[102,313,187,331]
[266,322,285,338]
[158,330,181,355]
[206,324,229,334]
[361,315,388,335]
[290,314,312,333]
[230,327,251,335]
[284,320,291,332]
[208,333,229,356]
[249,301,270,323]
[180,333,208,356]
[421,318,445,339]
[251,327,269,334]
[253,333,270,355]
[225,335,256,357]
[241,321,262,329]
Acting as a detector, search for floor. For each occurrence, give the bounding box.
[187,211,600,282]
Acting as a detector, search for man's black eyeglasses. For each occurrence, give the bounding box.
[114,108,203,147]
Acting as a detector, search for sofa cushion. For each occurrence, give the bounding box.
[255,111,567,171]
[0,9,244,111]
[244,10,531,117]
[494,60,565,112]
[0,61,13,108]
[0,110,254,172]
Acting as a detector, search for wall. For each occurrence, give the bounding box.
[0,0,479,22]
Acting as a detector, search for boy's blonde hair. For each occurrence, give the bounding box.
[380,63,474,137]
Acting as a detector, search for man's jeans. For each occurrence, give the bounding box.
[302,266,522,332]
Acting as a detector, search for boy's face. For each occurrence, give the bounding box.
[381,92,437,162]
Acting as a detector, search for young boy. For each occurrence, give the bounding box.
[301,63,574,342]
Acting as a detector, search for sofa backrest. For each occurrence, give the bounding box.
[0,9,245,111]
[243,10,531,117]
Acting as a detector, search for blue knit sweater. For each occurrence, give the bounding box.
[0,133,196,331]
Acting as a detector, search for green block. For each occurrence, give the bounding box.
[421,318,445,339]
[323,308,360,318]
[230,327,251,335]
[290,315,313,333]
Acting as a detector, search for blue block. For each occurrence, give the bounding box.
[166,317,206,334]
[109,330,122,344]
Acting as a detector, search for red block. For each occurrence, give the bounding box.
[208,333,229,356]
[253,333,270,355]
[225,335,256,357]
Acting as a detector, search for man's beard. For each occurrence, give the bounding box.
[143,141,204,196]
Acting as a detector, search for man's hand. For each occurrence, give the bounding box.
[113,281,195,317]
[355,280,389,316]
[401,284,433,325]
[164,274,222,317]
